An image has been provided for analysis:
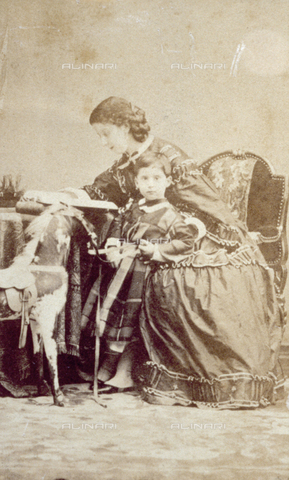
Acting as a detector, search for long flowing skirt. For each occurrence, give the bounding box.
[139,247,282,409]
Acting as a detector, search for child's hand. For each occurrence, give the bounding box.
[138,240,155,258]
[106,247,122,268]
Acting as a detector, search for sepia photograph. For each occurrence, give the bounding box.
[0,1,289,479]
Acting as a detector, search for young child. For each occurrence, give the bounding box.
[97,151,205,387]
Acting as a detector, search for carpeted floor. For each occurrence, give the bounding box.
[0,382,289,480]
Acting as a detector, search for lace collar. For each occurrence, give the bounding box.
[138,197,171,213]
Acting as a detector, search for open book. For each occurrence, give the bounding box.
[20,188,118,211]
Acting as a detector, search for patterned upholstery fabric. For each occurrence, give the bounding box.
[201,151,289,336]
[201,151,289,292]
[203,156,257,224]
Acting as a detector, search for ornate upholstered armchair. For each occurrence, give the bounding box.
[200,151,289,328]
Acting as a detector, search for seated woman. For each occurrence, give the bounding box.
[24,96,283,408]
[80,96,282,408]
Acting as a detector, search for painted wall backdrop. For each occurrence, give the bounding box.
[0,0,289,339]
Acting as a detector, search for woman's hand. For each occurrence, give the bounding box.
[21,190,44,202]
[138,239,155,258]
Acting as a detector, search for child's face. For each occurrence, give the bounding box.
[135,166,172,201]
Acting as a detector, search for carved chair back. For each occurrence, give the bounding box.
[200,151,289,299]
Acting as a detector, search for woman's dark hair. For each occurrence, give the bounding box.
[89,96,150,142]
[134,151,172,177]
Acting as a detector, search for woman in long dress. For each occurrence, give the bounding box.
[83,96,282,408]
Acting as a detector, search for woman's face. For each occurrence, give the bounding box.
[93,123,130,155]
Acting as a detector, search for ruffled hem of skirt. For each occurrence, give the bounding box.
[140,361,276,409]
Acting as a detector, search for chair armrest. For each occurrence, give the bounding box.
[249,226,283,244]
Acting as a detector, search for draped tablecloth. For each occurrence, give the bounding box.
[0,209,32,396]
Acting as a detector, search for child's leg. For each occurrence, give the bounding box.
[98,340,128,382]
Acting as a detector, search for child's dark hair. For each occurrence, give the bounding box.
[89,97,150,142]
[134,151,172,177]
